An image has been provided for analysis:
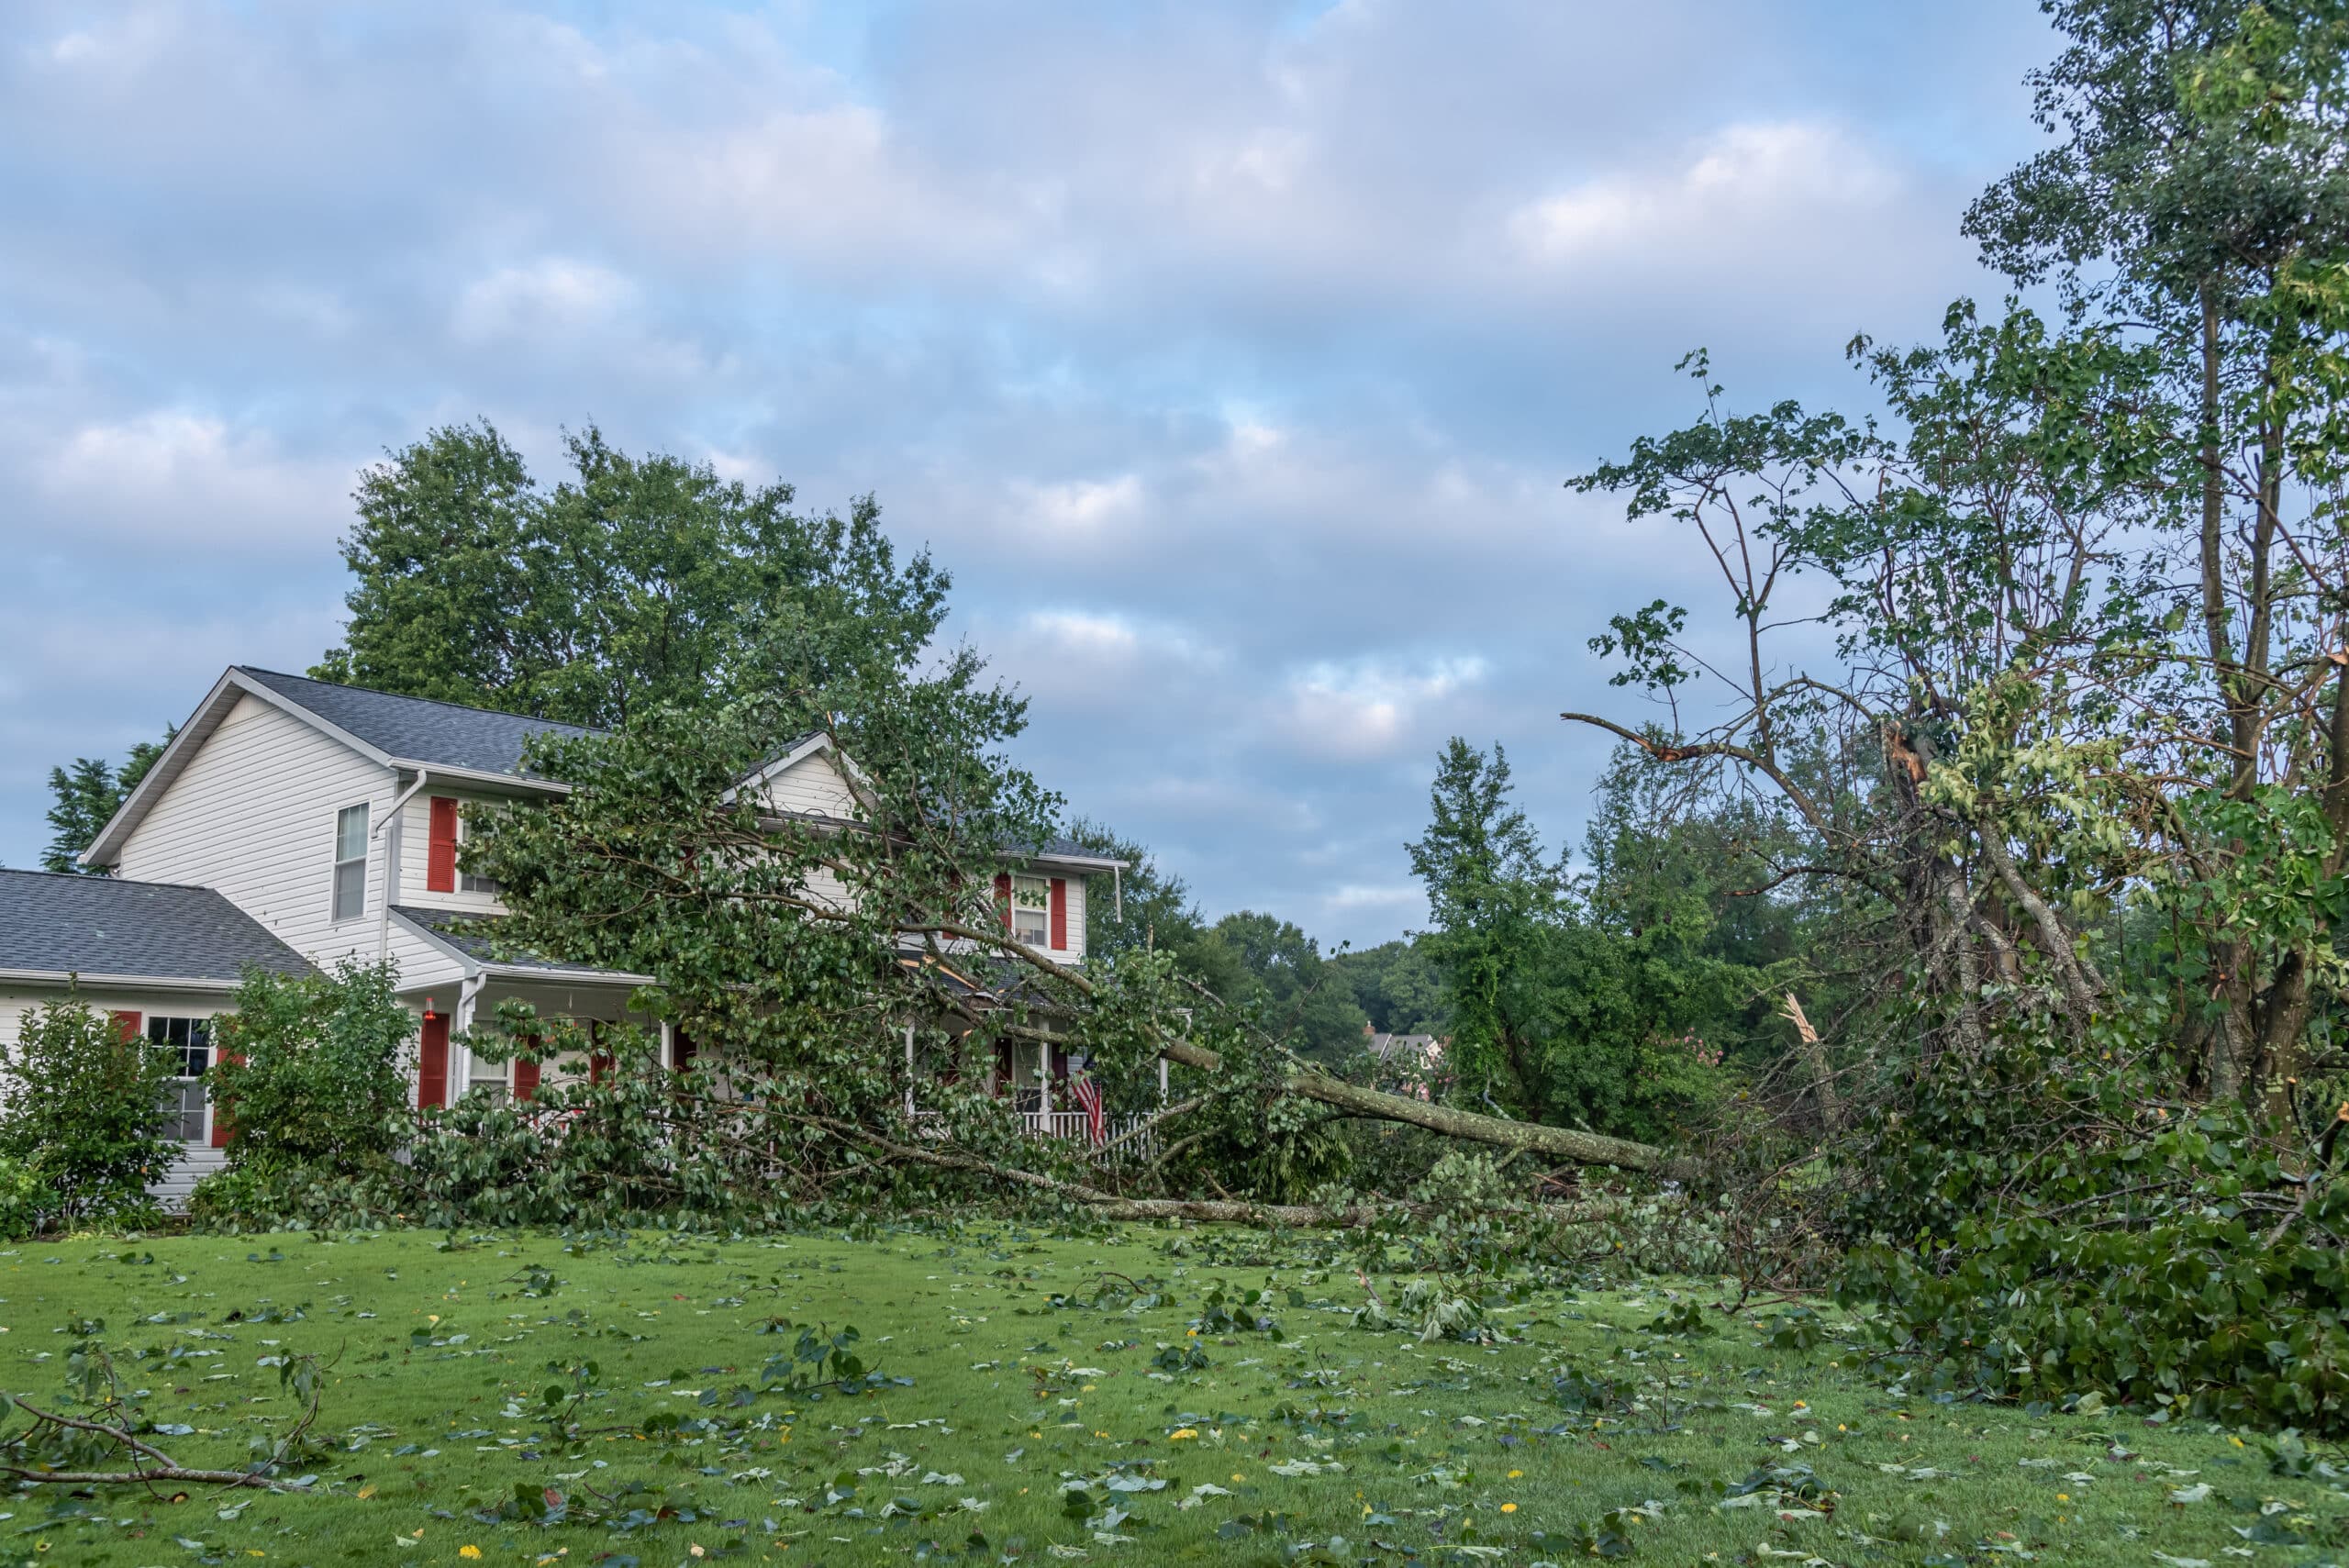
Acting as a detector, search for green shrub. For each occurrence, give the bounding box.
[0,1157,46,1241]
[208,960,415,1169]
[0,990,177,1229]
[1839,1029,2349,1432]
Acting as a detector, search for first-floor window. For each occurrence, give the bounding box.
[149,1016,210,1141]
[1011,873,1050,946]
[468,1058,508,1104]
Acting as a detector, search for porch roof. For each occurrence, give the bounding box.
[390,906,652,985]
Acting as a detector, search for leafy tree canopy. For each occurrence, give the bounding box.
[40,729,173,873]
[311,422,951,728]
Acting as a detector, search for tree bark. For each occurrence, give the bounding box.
[1152,1037,1693,1178]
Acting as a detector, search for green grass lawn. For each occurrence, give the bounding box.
[0,1223,2337,1567]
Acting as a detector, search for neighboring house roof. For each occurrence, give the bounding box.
[236,668,602,776]
[1366,1031,1443,1065]
[0,870,314,987]
[390,906,652,984]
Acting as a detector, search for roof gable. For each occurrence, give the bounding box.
[85,668,603,866]
[235,668,600,777]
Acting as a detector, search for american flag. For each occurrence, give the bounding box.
[1069,1071,1106,1147]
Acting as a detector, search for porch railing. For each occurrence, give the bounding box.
[1019,1108,1155,1158]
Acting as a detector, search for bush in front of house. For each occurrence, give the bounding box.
[207,960,415,1172]
[0,990,177,1230]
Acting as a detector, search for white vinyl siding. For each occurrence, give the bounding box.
[1059,874,1088,961]
[746,751,859,912]
[751,749,862,819]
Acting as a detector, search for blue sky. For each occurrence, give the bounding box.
[0,0,2058,945]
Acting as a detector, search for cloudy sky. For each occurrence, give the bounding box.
[0,0,2058,945]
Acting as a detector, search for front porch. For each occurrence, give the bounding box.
[974,1034,1167,1156]
[411,971,667,1107]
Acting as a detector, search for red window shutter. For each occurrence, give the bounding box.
[512,1052,540,1103]
[993,1039,1012,1095]
[994,873,1012,930]
[588,1020,612,1085]
[426,796,459,894]
[672,1029,697,1073]
[417,1014,450,1108]
[210,1052,244,1147]
[1049,877,1067,950]
[108,1010,142,1044]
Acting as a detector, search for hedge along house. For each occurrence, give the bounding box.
[0,666,1130,1193]
[0,869,314,1203]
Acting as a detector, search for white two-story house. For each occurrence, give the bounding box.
[0,666,1126,1198]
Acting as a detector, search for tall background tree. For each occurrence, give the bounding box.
[40,730,173,873]
[311,422,952,727]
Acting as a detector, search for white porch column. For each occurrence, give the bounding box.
[453,973,484,1101]
[903,1024,916,1116]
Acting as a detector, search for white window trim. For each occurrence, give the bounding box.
[1011,873,1052,948]
[455,807,501,897]
[149,1016,212,1144]
[331,801,371,923]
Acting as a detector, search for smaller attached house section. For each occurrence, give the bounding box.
[0,869,314,1205]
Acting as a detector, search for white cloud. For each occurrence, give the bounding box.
[26,411,348,550]
[1322,882,1422,911]
[1025,608,1141,658]
[1275,655,1488,762]
[1508,118,1900,262]
[452,259,634,344]
[1005,473,1146,540]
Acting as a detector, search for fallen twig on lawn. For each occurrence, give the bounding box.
[0,1394,301,1493]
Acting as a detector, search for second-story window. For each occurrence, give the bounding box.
[1012,873,1050,946]
[332,803,369,921]
[458,811,500,896]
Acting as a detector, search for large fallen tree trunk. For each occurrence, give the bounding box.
[1151,1037,1691,1178]
[923,929,1690,1178]
[806,1114,1643,1227]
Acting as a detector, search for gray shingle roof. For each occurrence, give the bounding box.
[238,668,602,777]
[0,871,314,984]
[391,906,647,981]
